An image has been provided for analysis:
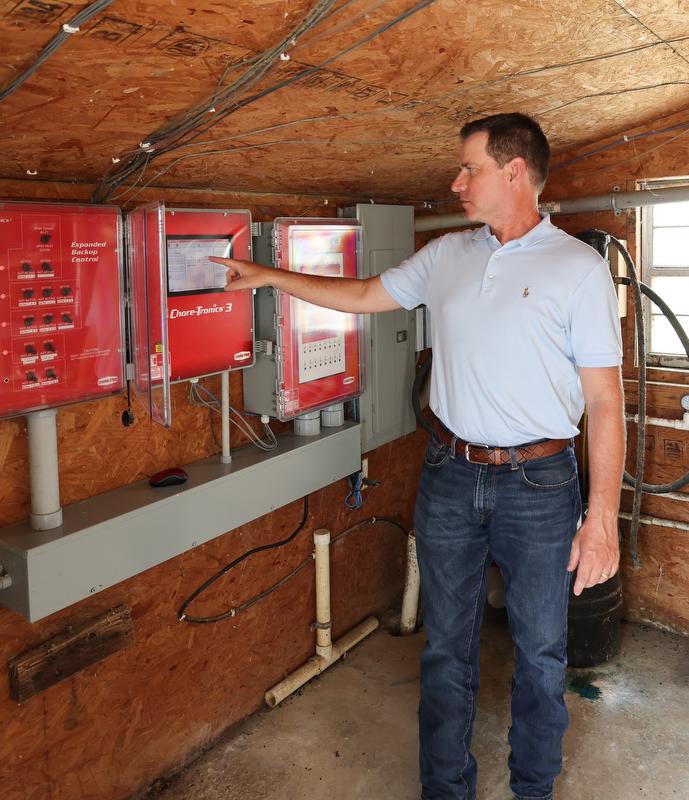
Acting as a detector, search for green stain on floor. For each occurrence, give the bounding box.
[566,671,602,701]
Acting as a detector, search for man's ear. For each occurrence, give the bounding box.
[507,157,527,183]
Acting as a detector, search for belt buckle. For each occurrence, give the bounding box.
[464,442,490,464]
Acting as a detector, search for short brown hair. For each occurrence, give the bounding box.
[460,113,550,192]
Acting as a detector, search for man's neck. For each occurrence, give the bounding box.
[489,205,542,245]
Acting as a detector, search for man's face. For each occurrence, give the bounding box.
[451,131,512,223]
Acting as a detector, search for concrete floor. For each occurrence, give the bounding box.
[143,612,689,800]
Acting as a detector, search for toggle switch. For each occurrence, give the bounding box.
[23,316,35,326]
[45,369,56,380]
[43,313,54,324]
[44,341,55,353]
[21,262,31,273]
[60,286,71,296]
[61,313,72,324]
[25,344,36,355]
[26,371,37,382]
[40,233,51,244]
[42,287,53,297]
[41,262,51,272]
[22,288,34,299]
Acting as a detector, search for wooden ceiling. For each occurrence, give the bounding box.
[2,0,689,204]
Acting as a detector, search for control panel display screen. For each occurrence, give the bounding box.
[166,236,232,295]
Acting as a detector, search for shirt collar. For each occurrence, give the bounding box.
[471,213,556,247]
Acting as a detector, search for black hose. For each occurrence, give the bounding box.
[412,350,434,435]
[607,235,645,569]
[614,275,689,493]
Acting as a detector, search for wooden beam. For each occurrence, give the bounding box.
[8,604,134,704]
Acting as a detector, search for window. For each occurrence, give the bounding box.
[641,179,689,368]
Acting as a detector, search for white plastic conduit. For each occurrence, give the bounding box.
[414,184,689,233]
[27,408,63,530]
[399,530,420,635]
[621,485,689,504]
[220,370,231,464]
[626,412,689,431]
[618,511,689,532]
[264,527,379,707]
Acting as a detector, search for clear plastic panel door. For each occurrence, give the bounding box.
[126,202,171,427]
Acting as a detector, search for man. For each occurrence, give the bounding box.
[211,113,625,800]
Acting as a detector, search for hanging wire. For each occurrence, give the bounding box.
[188,380,278,452]
[0,0,116,103]
[178,507,408,625]
[93,0,437,201]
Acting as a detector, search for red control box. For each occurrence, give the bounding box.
[274,219,362,419]
[164,209,254,381]
[0,202,124,419]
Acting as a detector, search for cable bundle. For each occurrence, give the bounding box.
[188,380,278,452]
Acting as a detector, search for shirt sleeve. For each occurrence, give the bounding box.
[569,258,623,368]
[379,237,442,310]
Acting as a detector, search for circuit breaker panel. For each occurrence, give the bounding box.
[339,204,417,453]
[0,202,124,419]
[127,204,254,426]
[244,218,364,421]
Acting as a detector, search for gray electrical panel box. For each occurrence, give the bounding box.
[339,204,417,453]
[243,222,278,417]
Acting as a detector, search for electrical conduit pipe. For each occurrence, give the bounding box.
[27,408,63,530]
[220,370,231,464]
[414,185,689,233]
[265,528,379,707]
[399,530,420,634]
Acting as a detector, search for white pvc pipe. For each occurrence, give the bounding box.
[399,530,420,635]
[621,485,689,504]
[26,408,63,530]
[314,528,332,660]
[264,616,379,707]
[618,511,689,532]
[414,184,689,233]
[264,526,380,707]
[220,370,231,464]
[626,412,689,431]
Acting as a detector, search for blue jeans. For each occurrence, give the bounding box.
[414,435,581,800]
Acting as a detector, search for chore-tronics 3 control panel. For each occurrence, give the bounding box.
[0,202,124,419]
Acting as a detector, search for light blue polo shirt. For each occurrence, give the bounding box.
[380,215,622,446]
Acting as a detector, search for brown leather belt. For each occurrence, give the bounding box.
[433,420,569,466]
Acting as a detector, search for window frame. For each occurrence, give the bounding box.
[640,177,689,370]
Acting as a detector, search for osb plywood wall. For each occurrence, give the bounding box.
[544,106,689,634]
[3,129,689,800]
[0,181,425,800]
[3,0,689,202]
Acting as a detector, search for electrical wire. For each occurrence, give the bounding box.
[188,381,278,452]
[117,133,451,204]
[0,0,115,103]
[331,515,409,545]
[612,0,689,68]
[539,82,689,116]
[552,118,689,173]
[608,236,645,569]
[92,0,343,199]
[178,497,310,624]
[179,507,409,625]
[346,472,365,509]
[93,0,437,202]
[412,350,434,436]
[614,273,689,495]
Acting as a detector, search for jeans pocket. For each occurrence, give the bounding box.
[424,435,451,468]
[519,449,577,489]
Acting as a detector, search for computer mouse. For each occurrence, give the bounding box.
[149,467,188,487]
